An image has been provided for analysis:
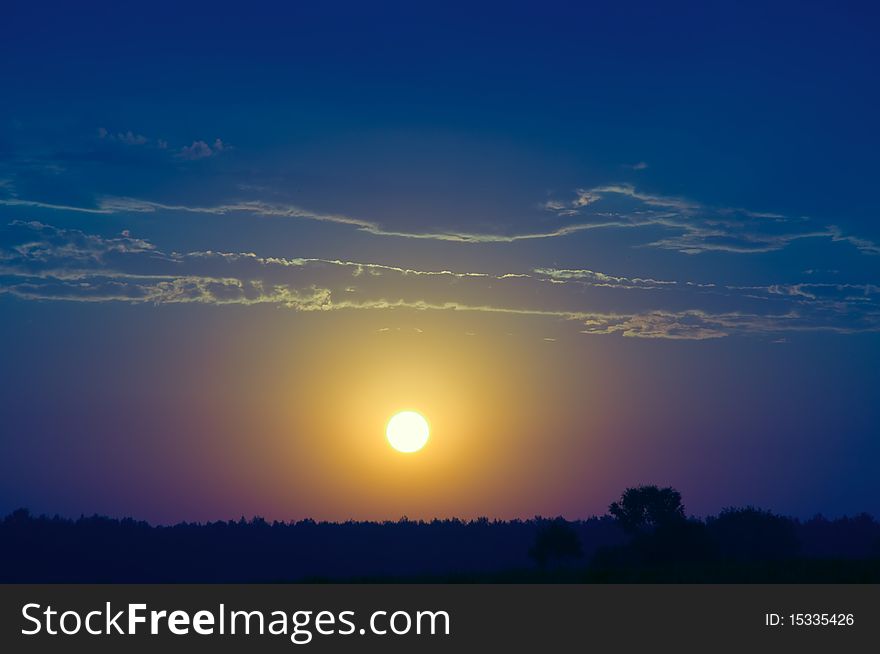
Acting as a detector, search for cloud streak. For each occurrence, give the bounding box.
[2,221,878,340]
[542,184,880,256]
[0,182,880,255]
[2,183,877,256]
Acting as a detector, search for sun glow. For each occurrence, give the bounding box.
[386,411,430,453]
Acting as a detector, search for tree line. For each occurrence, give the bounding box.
[2,486,878,582]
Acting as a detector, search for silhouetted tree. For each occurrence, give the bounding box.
[707,507,798,561]
[529,519,583,566]
[4,508,32,525]
[800,513,880,559]
[636,519,715,565]
[608,485,686,535]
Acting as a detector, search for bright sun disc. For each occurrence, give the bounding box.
[386,411,430,453]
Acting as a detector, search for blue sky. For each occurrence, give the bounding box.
[1,1,879,521]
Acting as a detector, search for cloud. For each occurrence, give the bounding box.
[92,196,637,243]
[625,161,649,170]
[537,266,880,311]
[98,128,149,145]
[93,128,225,157]
[3,182,878,255]
[580,311,729,340]
[177,139,228,160]
[6,221,156,263]
[178,141,212,160]
[540,199,577,215]
[542,183,880,256]
[118,131,148,146]
[573,189,600,207]
[587,183,701,211]
[0,198,113,214]
[541,189,599,215]
[2,221,878,340]
[827,226,880,255]
[534,267,680,289]
[4,276,333,310]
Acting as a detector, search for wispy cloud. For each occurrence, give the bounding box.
[2,221,878,340]
[0,198,114,214]
[98,128,148,145]
[93,196,637,242]
[94,128,228,159]
[541,189,600,215]
[542,183,879,256]
[177,139,228,160]
[7,220,156,263]
[534,267,681,289]
[3,182,878,255]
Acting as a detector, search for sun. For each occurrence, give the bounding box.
[386,411,430,453]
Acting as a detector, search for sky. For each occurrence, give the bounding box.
[1,1,879,523]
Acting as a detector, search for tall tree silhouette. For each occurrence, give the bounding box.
[608,485,686,535]
[528,519,583,567]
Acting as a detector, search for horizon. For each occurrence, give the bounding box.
[4,493,877,527]
[2,2,880,524]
